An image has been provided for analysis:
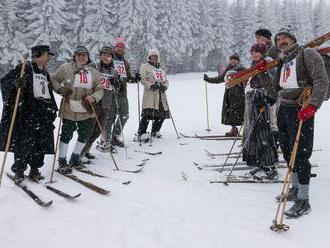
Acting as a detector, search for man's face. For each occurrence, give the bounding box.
[114,46,125,56]
[229,59,239,66]
[75,53,88,65]
[101,52,112,64]
[276,35,295,52]
[250,51,263,62]
[256,35,270,46]
[35,52,52,66]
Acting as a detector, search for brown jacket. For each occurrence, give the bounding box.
[140,63,169,111]
[271,44,329,108]
[51,62,104,121]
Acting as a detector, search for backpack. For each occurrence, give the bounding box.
[302,49,330,101]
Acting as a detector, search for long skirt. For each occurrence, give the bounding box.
[242,89,278,168]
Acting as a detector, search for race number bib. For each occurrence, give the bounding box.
[100,73,114,91]
[280,59,299,89]
[33,72,51,99]
[73,70,93,89]
[113,60,127,78]
[152,67,166,81]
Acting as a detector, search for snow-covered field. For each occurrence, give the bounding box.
[0,72,329,248]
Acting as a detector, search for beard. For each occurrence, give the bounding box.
[279,42,289,51]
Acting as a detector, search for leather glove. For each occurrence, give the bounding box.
[82,98,96,115]
[255,60,267,71]
[58,86,73,99]
[297,105,317,122]
[203,74,209,82]
[159,84,167,93]
[15,76,27,89]
[150,83,160,91]
[135,72,141,82]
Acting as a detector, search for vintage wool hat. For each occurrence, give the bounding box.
[250,43,267,55]
[229,53,240,61]
[74,45,90,55]
[275,26,297,45]
[255,28,272,39]
[99,46,113,55]
[114,38,126,48]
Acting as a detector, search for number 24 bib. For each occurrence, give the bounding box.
[152,67,166,81]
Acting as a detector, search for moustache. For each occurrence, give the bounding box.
[279,43,289,49]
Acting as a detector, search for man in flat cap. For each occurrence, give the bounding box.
[0,45,58,182]
[51,45,103,174]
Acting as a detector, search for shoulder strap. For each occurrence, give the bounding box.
[301,49,313,85]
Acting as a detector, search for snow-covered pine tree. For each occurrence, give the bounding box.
[209,0,233,68]
[313,0,329,37]
[78,0,117,61]
[295,0,314,44]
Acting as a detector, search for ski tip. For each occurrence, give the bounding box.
[71,193,82,199]
[43,200,53,207]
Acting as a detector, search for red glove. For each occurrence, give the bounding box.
[255,60,267,71]
[297,105,317,121]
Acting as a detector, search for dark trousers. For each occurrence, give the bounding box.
[277,105,314,185]
[138,117,164,135]
[12,152,45,174]
[82,112,105,154]
[113,96,129,136]
[60,118,93,144]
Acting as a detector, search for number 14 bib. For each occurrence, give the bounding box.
[73,71,93,89]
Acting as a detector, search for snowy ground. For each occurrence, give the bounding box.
[0,72,329,248]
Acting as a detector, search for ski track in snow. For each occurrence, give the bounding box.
[0,72,329,248]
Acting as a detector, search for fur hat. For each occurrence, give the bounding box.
[275,26,297,46]
[147,49,160,63]
[250,43,267,55]
[255,28,272,39]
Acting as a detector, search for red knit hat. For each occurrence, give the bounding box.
[114,37,126,48]
[250,43,267,55]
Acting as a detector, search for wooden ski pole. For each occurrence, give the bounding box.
[219,125,243,173]
[271,120,303,232]
[0,53,29,191]
[204,81,211,132]
[270,86,311,232]
[89,102,120,170]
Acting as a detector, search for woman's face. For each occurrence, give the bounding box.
[149,55,158,64]
[250,51,263,62]
[101,52,112,64]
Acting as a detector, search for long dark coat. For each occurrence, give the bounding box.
[206,64,245,126]
[0,62,58,154]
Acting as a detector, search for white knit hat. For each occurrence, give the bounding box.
[147,49,160,63]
